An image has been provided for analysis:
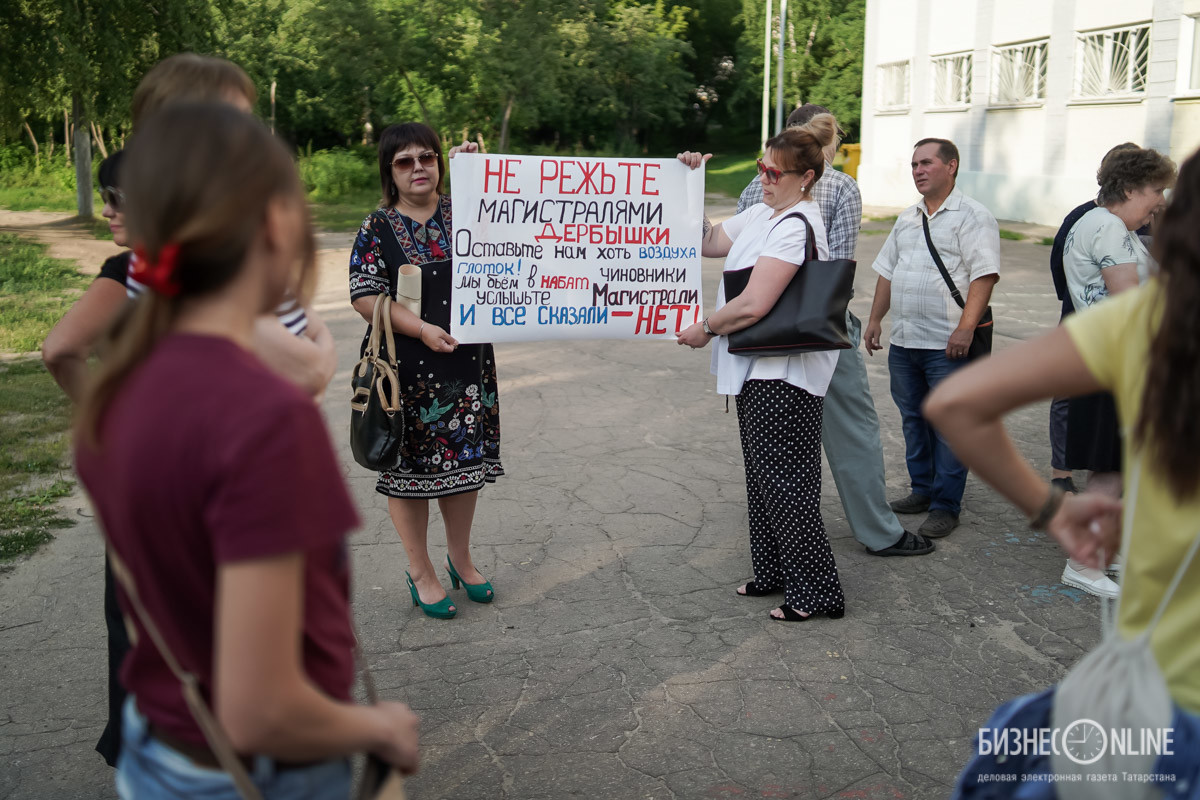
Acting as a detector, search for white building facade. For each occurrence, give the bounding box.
[858,0,1200,224]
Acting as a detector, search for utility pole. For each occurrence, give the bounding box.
[775,0,788,135]
[760,0,773,152]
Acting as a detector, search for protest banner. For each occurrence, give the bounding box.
[449,154,705,343]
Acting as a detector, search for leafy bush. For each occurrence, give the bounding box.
[298,148,376,202]
[0,143,93,212]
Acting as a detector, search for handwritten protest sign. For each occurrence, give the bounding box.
[449,154,705,343]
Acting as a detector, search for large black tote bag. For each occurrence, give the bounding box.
[723,211,856,356]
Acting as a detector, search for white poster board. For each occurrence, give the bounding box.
[449,154,705,343]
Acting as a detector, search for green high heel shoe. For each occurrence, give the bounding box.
[445,556,494,604]
[406,572,456,619]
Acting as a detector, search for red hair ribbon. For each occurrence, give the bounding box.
[131,242,182,297]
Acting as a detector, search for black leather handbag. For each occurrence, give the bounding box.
[724,211,855,356]
[921,213,993,360]
[350,294,406,471]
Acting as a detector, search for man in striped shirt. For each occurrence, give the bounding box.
[737,104,935,557]
[865,138,1001,538]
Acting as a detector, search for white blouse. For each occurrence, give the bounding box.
[710,199,838,397]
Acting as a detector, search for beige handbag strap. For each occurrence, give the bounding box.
[351,295,402,415]
[106,547,264,800]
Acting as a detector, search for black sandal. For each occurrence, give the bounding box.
[867,530,936,557]
[736,581,780,597]
[770,605,845,622]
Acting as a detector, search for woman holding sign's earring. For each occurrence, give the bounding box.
[349,123,502,620]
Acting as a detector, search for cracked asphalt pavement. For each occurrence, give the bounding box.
[0,200,1100,799]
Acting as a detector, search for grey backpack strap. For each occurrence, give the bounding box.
[1109,463,1200,637]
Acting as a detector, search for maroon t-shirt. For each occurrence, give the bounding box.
[75,334,360,747]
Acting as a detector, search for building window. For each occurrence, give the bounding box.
[877,61,910,109]
[1190,16,1200,91]
[991,40,1048,104]
[931,53,973,107]
[1074,24,1150,99]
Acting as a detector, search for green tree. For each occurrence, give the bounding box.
[729,0,864,145]
[1,0,225,216]
[600,2,694,150]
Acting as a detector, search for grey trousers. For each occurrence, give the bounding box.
[821,311,907,550]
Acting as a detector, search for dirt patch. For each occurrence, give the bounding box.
[0,210,122,274]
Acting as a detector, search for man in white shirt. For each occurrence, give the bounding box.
[865,138,1000,537]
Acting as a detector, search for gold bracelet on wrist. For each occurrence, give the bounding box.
[1028,485,1066,531]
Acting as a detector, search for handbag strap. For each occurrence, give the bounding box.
[372,294,399,370]
[921,212,966,309]
[110,548,405,799]
[767,211,818,263]
[106,547,264,800]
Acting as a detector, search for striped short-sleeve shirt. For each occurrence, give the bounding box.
[125,254,308,336]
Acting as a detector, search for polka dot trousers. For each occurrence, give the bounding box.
[735,379,845,614]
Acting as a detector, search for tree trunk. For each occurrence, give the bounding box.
[398,69,433,128]
[498,94,515,153]
[72,93,93,218]
[90,121,109,159]
[64,110,71,165]
[23,121,39,165]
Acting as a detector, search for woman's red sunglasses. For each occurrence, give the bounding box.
[756,159,799,186]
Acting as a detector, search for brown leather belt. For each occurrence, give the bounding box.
[149,724,317,773]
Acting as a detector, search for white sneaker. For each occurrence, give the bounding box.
[1062,561,1120,599]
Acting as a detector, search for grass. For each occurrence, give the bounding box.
[88,217,114,240]
[865,214,897,223]
[0,234,86,561]
[1039,236,1054,246]
[999,229,1025,241]
[0,233,90,353]
[0,358,78,563]
[0,185,88,212]
[309,187,380,232]
[705,151,759,199]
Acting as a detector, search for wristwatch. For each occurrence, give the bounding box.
[701,317,716,336]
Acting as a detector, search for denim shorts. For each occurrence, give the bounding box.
[115,697,352,799]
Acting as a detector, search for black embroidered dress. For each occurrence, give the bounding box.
[349,195,503,498]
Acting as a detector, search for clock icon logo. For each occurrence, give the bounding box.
[1061,719,1107,765]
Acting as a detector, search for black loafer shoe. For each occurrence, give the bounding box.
[1050,476,1079,494]
[918,509,960,538]
[867,530,936,557]
[889,493,931,514]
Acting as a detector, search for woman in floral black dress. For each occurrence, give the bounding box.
[349,123,503,619]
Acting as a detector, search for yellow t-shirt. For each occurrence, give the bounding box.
[1064,280,1200,712]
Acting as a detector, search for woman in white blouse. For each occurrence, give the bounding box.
[677,129,845,622]
[1058,145,1175,598]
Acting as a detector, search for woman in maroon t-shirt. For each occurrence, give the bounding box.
[74,104,419,798]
